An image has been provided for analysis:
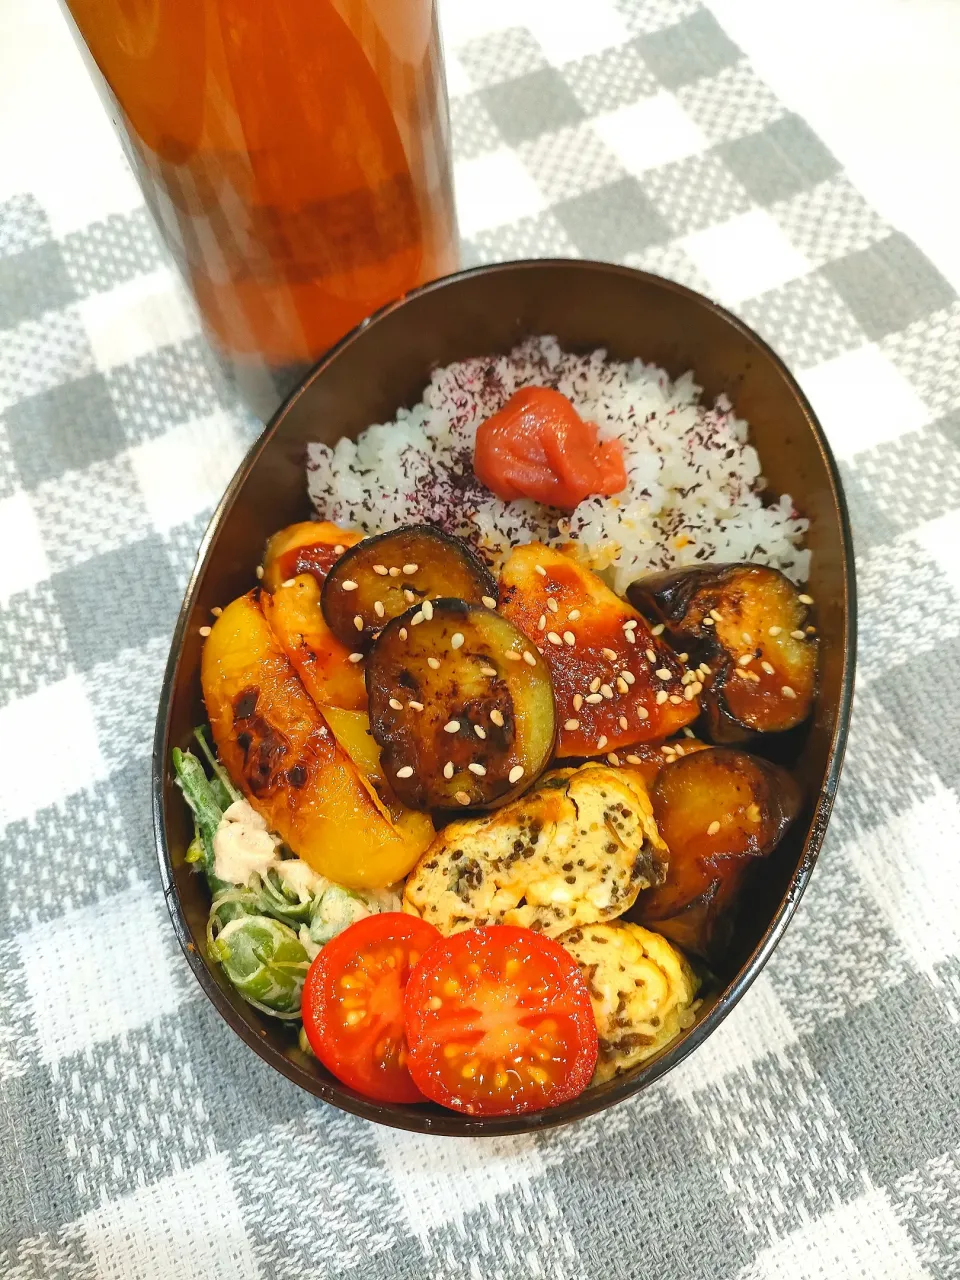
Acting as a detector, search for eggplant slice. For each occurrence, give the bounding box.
[628,563,817,741]
[635,746,801,959]
[366,599,556,811]
[322,525,497,649]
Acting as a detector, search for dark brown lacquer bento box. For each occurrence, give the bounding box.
[153,260,856,1136]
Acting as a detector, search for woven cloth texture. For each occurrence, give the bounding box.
[1,2,958,1278]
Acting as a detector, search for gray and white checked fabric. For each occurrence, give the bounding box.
[2,2,959,1277]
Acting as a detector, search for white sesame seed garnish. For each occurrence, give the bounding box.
[388,566,401,577]
[678,653,689,663]
[691,681,703,695]
[626,754,642,765]
[456,791,471,805]
[411,610,425,625]
[586,693,603,704]
[444,720,460,733]
[281,577,296,589]
[409,700,424,711]
[538,614,547,630]
[547,631,562,645]
[661,745,676,757]
[702,616,714,627]
[403,589,416,604]
[396,766,414,778]
[505,651,522,662]
[601,684,614,699]
[482,596,497,609]
[656,690,668,705]
[373,600,385,618]
[389,698,403,710]
[443,761,455,779]
[255,564,264,580]
[349,653,364,663]
[646,649,657,663]
[768,625,782,636]
[737,653,753,666]
[341,579,358,592]
[684,686,696,701]
[699,663,712,676]
[707,820,720,836]
[656,668,672,681]
[372,564,388,576]
[488,710,503,728]
[637,707,649,719]
[590,677,601,693]
[597,735,608,749]
[761,661,775,675]
[572,694,583,711]
[522,650,537,667]
[624,630,636,644]
[742,632,752,645]
[735,668,751,680]
[798,594,813,605]
[564,718,580,731]
[421,600,434,621]
[682,671,695,686]
[622,671,636,685]
[623,619,638,630]
[547,598,559,613]
[616,677,629,694]
[468,763,487,776]
[602,647,617,661]
[607,752,621,766]
[683,727,696,738]
[568,609,581,621]
[353,615,364,631]
[710,609,723,622]
[403,563,418,575]
[618,715,628,730]
[481,666,497,677]
[651,623,665,636]
[199,625,211,637]
[790,629,806,640]
[399,627,408,641]
[509,765,525,784]
[333,544,345,555]
[211,606,222,617]
[669,695,683,704]
[563,631,575,646]
[427,656,441,670]
[782,685,797,699]
[474,725,486,740]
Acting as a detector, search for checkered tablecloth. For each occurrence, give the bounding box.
[2,2,958,1277]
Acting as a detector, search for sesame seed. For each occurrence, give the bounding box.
[710,609,722,622]
[256,564,264,580]
[474,725,486,740]
[563,631,575,646]
[601,684,614,700]
[547,598,559,613]
[768,625,782,636]
[490,710,504,727]
[691,681,703,695]
[637,707,649,719]
[411,610,425,625]
[737,653,753,666]
[573,694,583,711]
[349,653,364,663]
[509,765,525,784]
[707,820,720,836]
[625,630,636,644]
[661,745,675,757]
[505,651,522,662]
[396,766,414,778]
[699,663,712,676]
[782,685,797,699]
[790,629,806,640]
[388,567,400,578]
[451,632,464,650]
[622,670,636,685]
[656,668,672,681]
[373,600,385,618]
[626,754,642,765]
[656,690,668,705]
[482,596,497,609]
[538,615,547,630]
[735,668,751,680]
[702,616,714,627]
[522,651,537,667]
[651,623,665,636]
[806,625,817,635]
[761,661,775,675]
[422,600,434,620]
[586,693,603,704]
[607,752,621,766]
[456,791,471,805]
[590,677,601,693]
[742,632,752,645]
[645,648,656,663]
[373,564,388,575]
[747,670,761,682]
[399,627,408,641]
[389,698,403,710]
[669,694,683,705]
[481,666,498,677]
[618,715,628,730]
[353,615,363,631]
[597,735,608,749]
[468,763,487,777]
[568,609,581,621]
[281,577,296,589]
[684,686,696,701]
[211,606,222,616]
[535,565,546,576]
[681,671,695,685]
[333,544,345,555]
[547,631,562,645]
[602,647,617,661]
[683,728,695,738]
[678,653,689,663]
[427,657,441,670]
[199,625,211,637]
[403,563,419,575]
[443,761,455,779]
[564,718,580,731]
[404,589,416,603]
[617,677,629,694]
[409,701,424,711]
[623,619,638,630]
[444,720,460,733]
[798,594,813,605]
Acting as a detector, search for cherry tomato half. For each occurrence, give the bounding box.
[404,926,598,1116]
[301,913,440,1103]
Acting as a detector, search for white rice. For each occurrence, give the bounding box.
[306,335,810,593]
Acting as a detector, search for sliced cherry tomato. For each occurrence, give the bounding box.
[404,925,598,1115]
[301,913,440,1103]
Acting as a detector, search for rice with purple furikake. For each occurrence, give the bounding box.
[306,336,810,594]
